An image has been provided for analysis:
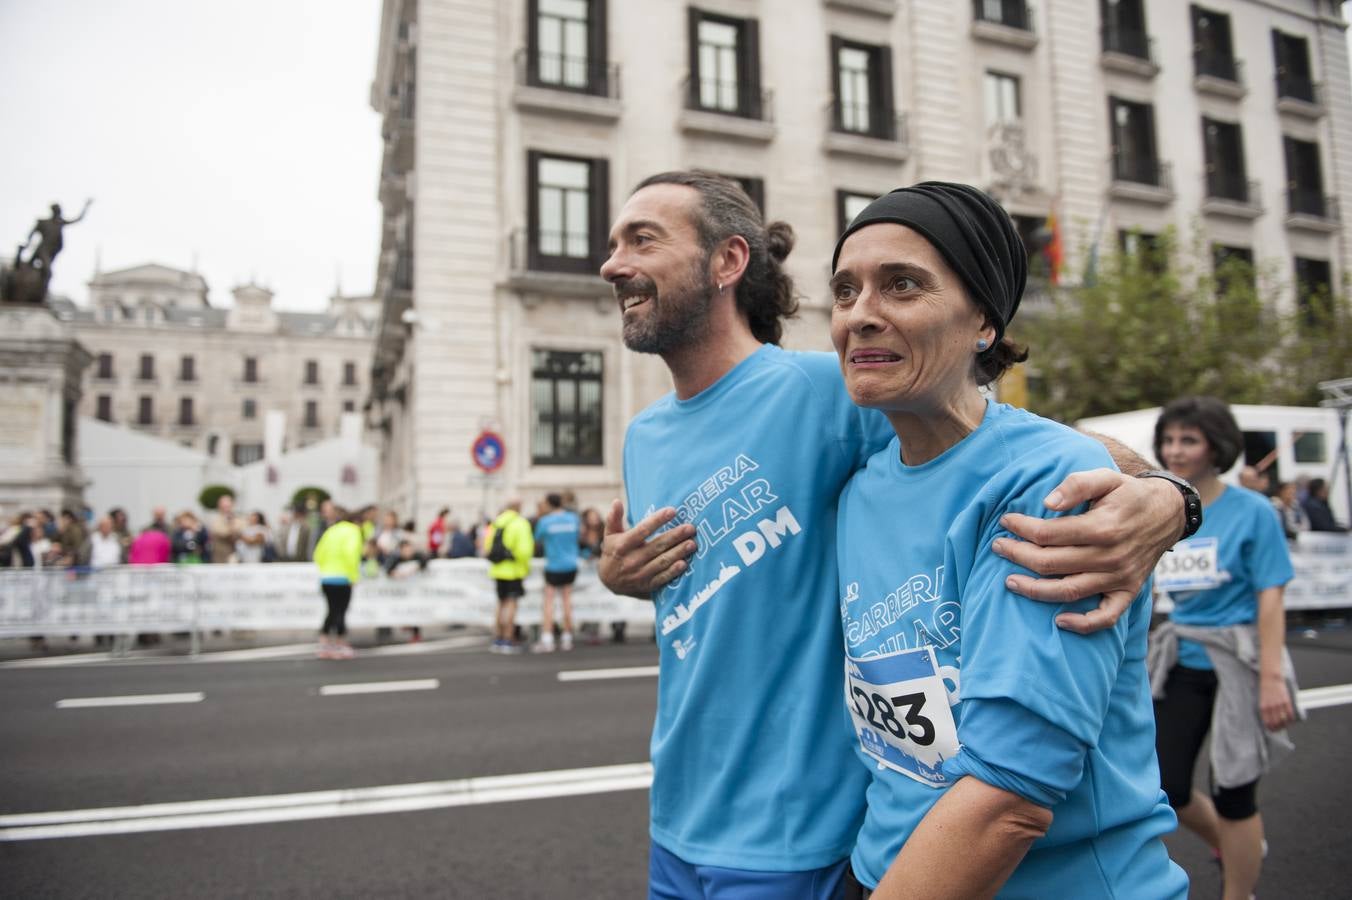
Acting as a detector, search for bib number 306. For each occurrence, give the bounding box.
[846,645,959,788]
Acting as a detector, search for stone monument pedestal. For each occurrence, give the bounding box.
[0,305,92,514]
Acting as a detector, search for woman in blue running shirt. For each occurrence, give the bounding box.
[828,183,1188,899]
[1150,396,1296,900]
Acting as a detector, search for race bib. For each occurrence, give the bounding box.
[846,645,960,788]
[1155,537,1222,592]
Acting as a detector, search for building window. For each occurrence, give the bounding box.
[1011,215,1054,282]
[178,397,195,426]
[304,400,319,429]
[984,71,1021,130]
[974,0,1032,31]
[1202,118,1249,202]
[138,353,155,381]
[687,9,762,118]
[242,399,256,420]
[180,355,196,382]
[1191,5,1237,82]
[304,360,319,385]
[1273,30,1316,103]
[527,151,609,273]
[719,174,765,213]
[1100,0,1150,60]
[232,442,264,466]
[137,396,154,425]
[1109,97,1164,186]
[343,361,357,386]
[837,190,876,234]
[95,395,113,422]
[830,38,895,140]
[528,0,608,95]
[1119,229,1166,273]
[96,353,114,380]
[1294,257,1332,323]
[531,348,603,465]
[343,400,356,413]
[1284,136,1327,217]
[243,356,258,383]
[1212,244,1255,294]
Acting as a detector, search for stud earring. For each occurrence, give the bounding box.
[976,338,990,351]
[717,283,723,292]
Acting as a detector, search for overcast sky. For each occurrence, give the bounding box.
[0,0,381,312]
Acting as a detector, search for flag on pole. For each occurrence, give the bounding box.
[1043,207,1064,285]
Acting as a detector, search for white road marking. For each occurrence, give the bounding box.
[55,692,205,709]
[1298,682,1352,711]
[556,665,660,682]
[1,634,489,668]
[0,762,654,841]
[319,678,439,696]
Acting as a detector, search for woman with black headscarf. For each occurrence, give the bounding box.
[830,183,1187,899]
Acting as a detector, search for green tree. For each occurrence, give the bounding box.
[1019,229,1283,422]
[198,484,235,510]
[289,485,331,509]
[1271,287,1352,406]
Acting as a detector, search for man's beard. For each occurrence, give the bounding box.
[618,254,716,355]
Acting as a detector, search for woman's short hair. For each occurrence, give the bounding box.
[1153,396,1243,473]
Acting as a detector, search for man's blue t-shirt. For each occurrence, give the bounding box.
[534,509,581,573]
[1159,485,1294,669]
[838,401,1187,898]
[623,344,892,871]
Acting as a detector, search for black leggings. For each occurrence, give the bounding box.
[321,583,352,636]
[1154,664,1259,821]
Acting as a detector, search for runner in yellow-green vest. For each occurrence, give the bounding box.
[486,498,534,654]
[313,511,365,660]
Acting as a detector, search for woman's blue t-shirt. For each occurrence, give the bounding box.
[838,400,1187,898]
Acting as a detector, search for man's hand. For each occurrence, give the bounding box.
[598,500,697,599]
[992,470,1183,634]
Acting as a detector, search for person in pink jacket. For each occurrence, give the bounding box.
[127,527,171,565]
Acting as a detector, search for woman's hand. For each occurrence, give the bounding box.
[1260,674,1296,732]
[992,470,1183,634]
[598,500,697,599]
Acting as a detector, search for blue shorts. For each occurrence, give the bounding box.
[649,842,849,900]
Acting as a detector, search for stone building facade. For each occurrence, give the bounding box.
[52,263,379,467]
[368,0,1352,527]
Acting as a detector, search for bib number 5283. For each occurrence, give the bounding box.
[850,687,935,746]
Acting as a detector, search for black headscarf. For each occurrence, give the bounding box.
[831,182,1027,343]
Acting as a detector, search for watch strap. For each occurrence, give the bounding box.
[1136,469,1203,540]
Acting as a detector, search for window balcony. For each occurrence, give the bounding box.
[971,1,1037,50]
[823,0,897,16]
[504,229,612,305]
[1276,76,1325,120]
[1108,157,1174,205]
[1100,25,1158,79]
[824,105,910,162]
[1285,189,1341,233]
[512,49,622,122]
[1194,54,1245,100]
[1201,174,1263,220]
[678,77,776,143]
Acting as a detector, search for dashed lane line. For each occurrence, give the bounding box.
[319,678,439,696]
[556,665,660,682]
[55,692,205,709]
[0,762,655,841]
[1298,682,1352,711]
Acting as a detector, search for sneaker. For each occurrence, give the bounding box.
[502,641,524,654]
[489,640,504,654]
[316,641,334,659]
[560,632,574,651]
[336,643,355,659]
[533,636,556,653]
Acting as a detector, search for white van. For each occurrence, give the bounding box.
[1076,404,1348,525]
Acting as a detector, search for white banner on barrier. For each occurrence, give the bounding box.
[0,559,656,637]
[1286,532,1352,611]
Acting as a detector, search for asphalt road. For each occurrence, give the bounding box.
[2,622,1350,899]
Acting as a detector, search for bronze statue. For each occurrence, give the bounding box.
[1,199,92,305]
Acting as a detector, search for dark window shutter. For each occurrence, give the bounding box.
[590,157,610,269]
[527,150,542,270]
[742,18,761,119]
[687,7,702,108]
[590,0,608,95]
[876,44,895,139]
[527,0,541,86]
[829,35,844,131]
[1272,29,1288,79]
